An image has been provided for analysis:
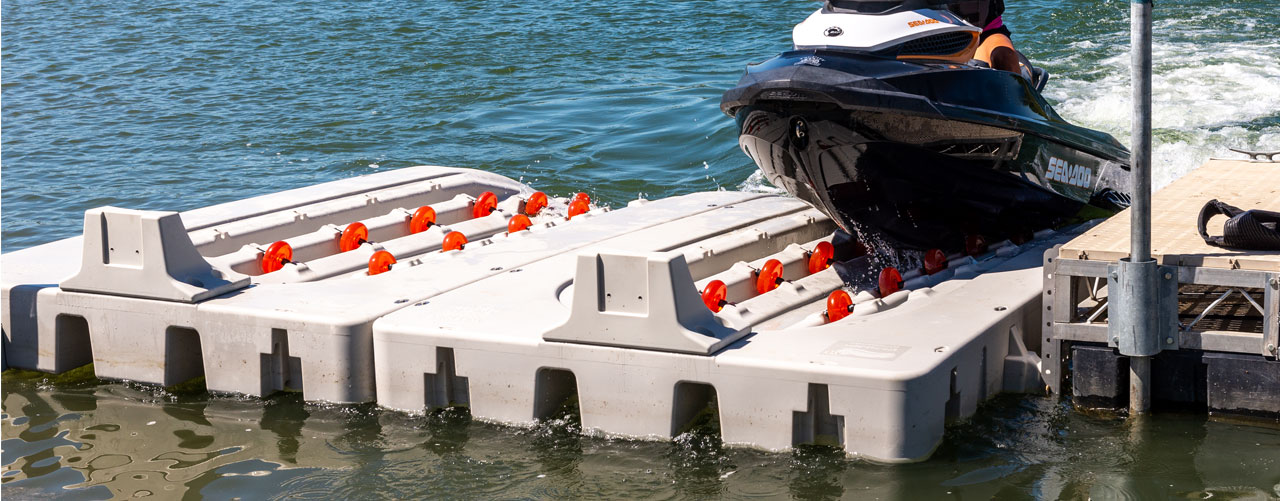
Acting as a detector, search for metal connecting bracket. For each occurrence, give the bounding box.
[1107,259,1179,356]
[1266,274,1280,358]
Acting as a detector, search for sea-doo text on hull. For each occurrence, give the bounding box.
[722,0,1131,251]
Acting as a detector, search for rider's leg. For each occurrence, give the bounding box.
[976,33,1020,73]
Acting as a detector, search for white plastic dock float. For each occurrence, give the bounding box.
[3,167,535,401]
[2,165,1068,462]
[372,222,1066,461]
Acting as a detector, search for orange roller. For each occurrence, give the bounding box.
[756,259,784,294]
[807,241,835,274]
[826,289,853,323]
[507,214,532,233]
[261,241,293,274]
[571,192,590,206]
[923,249,947,275]
[878,267,904,297]
[339,222,368,252]
[965,233,988,256]
[473,191,498,219]
[409,206,436,234]
[367,250,396,275]
[701,280,728,313]
[524,191,548,216]
[567,199,590,219]
[442,231,468,252]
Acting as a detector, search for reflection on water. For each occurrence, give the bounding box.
[4,369,1279,499]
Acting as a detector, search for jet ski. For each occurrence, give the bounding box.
[721,0,1131,252]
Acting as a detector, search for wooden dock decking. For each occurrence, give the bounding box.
[1060,159,1280,271]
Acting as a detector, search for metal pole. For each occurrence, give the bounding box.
[1127,0,1155,415]
[1131,0,1152,263]
[1129,352,1151,413]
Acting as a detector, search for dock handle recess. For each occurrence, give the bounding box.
[543,250,749,355]
[60,207,249,303]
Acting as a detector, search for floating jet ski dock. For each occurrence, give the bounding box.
[3,161,1274,462]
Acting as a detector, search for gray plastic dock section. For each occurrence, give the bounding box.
[3,165,1067,462]
[1,166,815,400]
[4,166,535,398]
[372,228,1072,462]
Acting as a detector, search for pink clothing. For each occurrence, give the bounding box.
[983,16,1005,32]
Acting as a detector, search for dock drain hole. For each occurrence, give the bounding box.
[425,347,470,410]
[533,368,580,424]
[164,327,205,389]
[671,382,721,439]
[792,383,845,448]
[54,314,94,372]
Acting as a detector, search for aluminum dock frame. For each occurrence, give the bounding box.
[1042,159,1280,418]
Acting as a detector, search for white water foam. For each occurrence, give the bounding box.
[737,170,788,195]
[1044,24,1280,190]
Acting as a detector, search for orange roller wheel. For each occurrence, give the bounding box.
[339,222,369,252]
[524,191,548,216]
[756,259,784,294]
[807,241,835,274]
[701,280,728,313]
[409,206,436,234]
[923,249,947,275]
[261,241,293,274]
[567,199,590,219]
[878,267,904,297]
[442,231,468,252]
[965,233,988,256]
[367,250,396,275]
[472,191,498,219]
[826,289,853,323]
[507,214,532,233]
[571,192,590,206]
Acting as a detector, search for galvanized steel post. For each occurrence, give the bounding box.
[1122,0,1156,415]
[1131,0,1153,263]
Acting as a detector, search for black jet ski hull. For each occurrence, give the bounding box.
[723,51,1131,251]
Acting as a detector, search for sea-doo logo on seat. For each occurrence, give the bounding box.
[1046,156,1093,189]
[908,19,940,28]
[824,26,843,37]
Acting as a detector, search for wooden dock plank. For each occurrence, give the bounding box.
[1060,159,1280,271]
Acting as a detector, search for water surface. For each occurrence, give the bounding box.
[4,0,1279,498]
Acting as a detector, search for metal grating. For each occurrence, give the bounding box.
[1177,285,1266,333]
